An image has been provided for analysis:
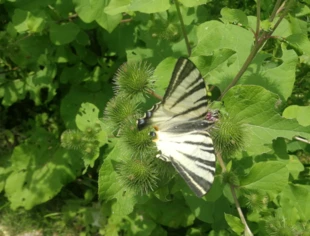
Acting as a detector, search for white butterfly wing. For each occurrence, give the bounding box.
[137,58,209,129]
[155,129,216,197]
[137,57,216,197]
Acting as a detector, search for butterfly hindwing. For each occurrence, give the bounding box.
[156,125,216,197]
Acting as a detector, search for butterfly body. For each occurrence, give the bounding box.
[137,58,217,197]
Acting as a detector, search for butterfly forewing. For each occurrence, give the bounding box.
[137,57,216,197]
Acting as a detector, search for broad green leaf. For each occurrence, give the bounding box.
[60,82,113,129]
[179,0,211,7]
[98,141,124,200]
[193,21,252,90]
[192,49,236,78]
[76,103,100,132]
[12,9,29,33]
[129,0,170,13]
[73,0,103,22]
[144,197,195,228]
[223,85,310,155]
[272,18,291,38]
[181,183,230,228]
[280,184,310,222]
[220,8,248,26]
[126,211,157,236]
[49,22,80,45]
[25,65,57,105]
[153,57,176,97]
[105,0,130,15]
[283,105,310,126]
[75,103,107,169]
[224,213,244,235]
[285,155,304,179]
[98,141,145,216]
[242,46,297,101]
[96,10,122,33]
[240,161,289,195]
[193,21,298,100]
[5,128,83,209]
[27,10,46,33]
[59,63,89,84]
[7,34,52,69]
[73,0,121,32]
[0,79,27,106]
[7,0,54,10]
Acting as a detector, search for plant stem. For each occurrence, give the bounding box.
[294,136,310,144]
[174,0,191,57]
[217,152,253,236]
[219,0,292,99]
[147,89,163,101]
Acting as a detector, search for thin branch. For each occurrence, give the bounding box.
[276,1,287,15]
[255,0,261,42]
[217,152,253,236]
[121,18,132,23]
[147,88,163,101]
[174,0,191,57]
[219,40,262,99]
[269,0,283,21]
[219,0,293,100]
[294,136,310,144]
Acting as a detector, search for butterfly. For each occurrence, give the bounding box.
[137,58,217,197]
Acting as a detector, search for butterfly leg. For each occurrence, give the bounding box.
[156,153,171,162]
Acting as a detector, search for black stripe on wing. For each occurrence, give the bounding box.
[177,150,215,174]
[171,158,213,197]
[163,58,198,104]
[170,80,206,109]
[137,103,161,130]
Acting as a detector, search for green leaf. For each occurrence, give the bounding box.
[193,21,298,100]
[285,155,304,179]
[220,8,248,26]
[96,10,122,33]
[105,0,131,15]
[144,197,195,228]
[179,0,211,7]
[12,9,29,33]
[129,0,170,13]
[7,35,52,69]
[192,20,252,88]
[243,46,298,101]
[283,105,310,126]
[49,22,80,45]
[98,141,146,216]
[59,63,89,84]
[5,128,83,209]
[240,161,289,195]
[280,184,310,222]
[76,103,100,131]
[126,211,157,236]
[27,10,47,33]
[60,83,113,129]
[98,141,123,200]
[73,0,121,32]
[224,213,244,235]
[223,85,310,155]
[25,65,58,105]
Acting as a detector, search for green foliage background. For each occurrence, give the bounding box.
[0,0,310,235]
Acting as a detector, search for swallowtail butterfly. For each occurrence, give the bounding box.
[137,58,217,197]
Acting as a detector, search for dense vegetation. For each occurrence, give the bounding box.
[1,0,310,235]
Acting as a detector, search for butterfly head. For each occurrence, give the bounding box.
[206,110,219,123]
